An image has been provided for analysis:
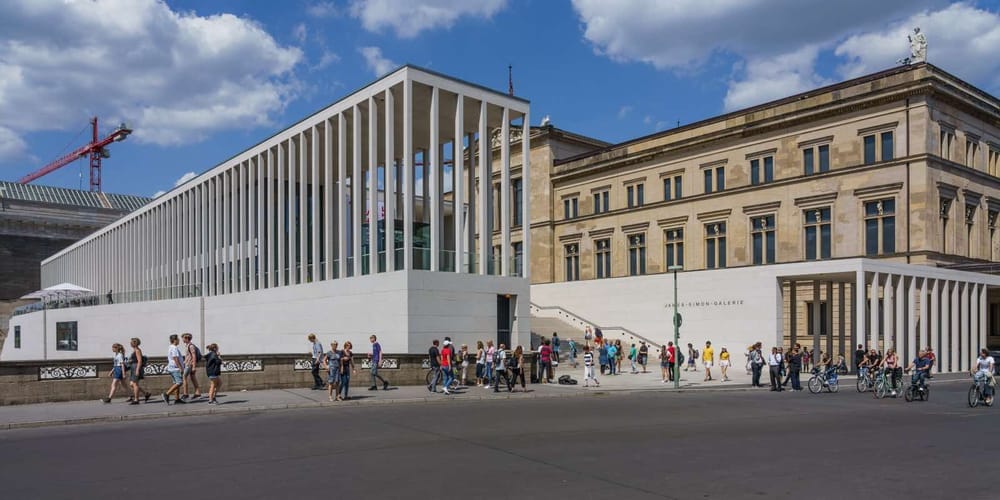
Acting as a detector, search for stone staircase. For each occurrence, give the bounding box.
[530,302,664,354]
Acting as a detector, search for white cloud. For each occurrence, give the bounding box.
[571,0,980,111]
[642,115,652,125]
[617,105,633,119]
[292,23,308,44]
[174,171,197,187]
[306,1,339,18]
[359,46,397,77]
[0,0,303,157]
[314,50,340,71]
[349,0,508,38]
[0,126,29,163]
[835,3,1000,89]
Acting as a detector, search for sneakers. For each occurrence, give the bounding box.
[129,401,140,405]
[208,399,218,405]
[368,386,378,391]
[383,382,390,390]
[891,391,897,397]
[101,398,111,403]
[442,388,450,395]
[161,393,169,404]
[180,394,189,401]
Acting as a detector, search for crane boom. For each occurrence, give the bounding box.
[17,117,132,192]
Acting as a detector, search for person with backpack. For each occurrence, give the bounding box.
[127,337,151,405]
[628,343,638,374]
[552,332,561,362]
[510,345,526,392]
[584,326,593,347]
[638,342,649,373]
[685,343,697,372]
[749,342,765,388]
[181,333,202,400]
[439,340,455,395]
[205,343,223,404]
[539,339,554,383]
[582,345,599,387]
[368,334,390,391]
[667,341,678,382]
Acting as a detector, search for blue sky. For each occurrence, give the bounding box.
[1,0,998,197]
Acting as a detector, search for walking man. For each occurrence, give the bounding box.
[368,334,390,391]
[787,346,803,391]
[440,340,455,394]
[702,340,714,381]
[768,347,783,392]
[428,339,441,393]
[161,334,186,405]
[749,342,764,387]
[307,333,325,390]
[181,333,201,400]
[638,342,649,373]
[552,333,561,362]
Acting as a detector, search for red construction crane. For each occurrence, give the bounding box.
[17,117,132,192]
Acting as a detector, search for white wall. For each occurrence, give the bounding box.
[532,266,780,359]
[4,271,529,361]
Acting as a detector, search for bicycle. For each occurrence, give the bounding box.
[968,373,994,408]
[856,368,874,393]
[808,367,839,393]
[903,371,930,402]
[873,368,902,399]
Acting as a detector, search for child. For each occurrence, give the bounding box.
[582,345,599,387]
[102,343,128,403]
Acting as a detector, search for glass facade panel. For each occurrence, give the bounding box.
[864,135,876,164]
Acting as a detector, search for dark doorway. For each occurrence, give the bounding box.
[497,294,513,347]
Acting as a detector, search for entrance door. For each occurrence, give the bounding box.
[497,294,513,347]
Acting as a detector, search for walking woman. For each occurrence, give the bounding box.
[323,341,341,402]
[337,341,356,401]
[660,345,671,383]
[510,345,527,392]
[475,341,486,386]
[127,337,151,405]
[102,343,128,403]
[460,344,471,386]
[204,343,223,404]
[615,340,624,374]
[719,347,731,382]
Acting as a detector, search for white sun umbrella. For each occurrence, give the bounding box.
[20,283,93,300]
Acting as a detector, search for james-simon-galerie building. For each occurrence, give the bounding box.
[7,62,1000,376]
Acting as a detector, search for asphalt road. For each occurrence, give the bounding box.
[0,381,996,500]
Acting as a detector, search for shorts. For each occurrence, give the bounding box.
[719,360,731,368]
[208,375,220,380]
[703,362,713,368]
[183,366,194,377]
[112,366,124,380]
[129,368,144,382]
[660,361,669,368]
[168,370,183,385]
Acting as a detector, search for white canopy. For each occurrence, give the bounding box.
[20,283,94,300]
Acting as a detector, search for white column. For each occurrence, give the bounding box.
[453,93,465,274]
[223,171,231,294]
[930,279,940,372]
[478,100,489,275]
[521,110,531,281]
[403,80,413,271]
[951,281,960,372]
[980,284,988,354]
[369,96,379,274]
[895,275,904,354]
[961,281,970,371]
[277,143,286,287]
[324,120,335,280]
[869,272,879,349]
[311,126,321,281]
[883,274,894,351]
[385,88,396,272]
[500,107,511,277]
[256,153,264,290]
[267,148,277,288]
[429,87,440,272]
[352,104,363,277]
[299,132,308,284]
[337,112,348,278]
[855,270,867,352]
[907,276,917,363]
[971,283,980,363]
[236,163,244,293]
[288,138,299,285]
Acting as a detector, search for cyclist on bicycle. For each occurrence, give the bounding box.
[858,350,873,380]
[973,348,995,405]
[905,349,931,391]
[881,348,902,397]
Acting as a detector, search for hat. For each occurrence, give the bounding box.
[443,340,452,346]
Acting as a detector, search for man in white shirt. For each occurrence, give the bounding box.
[162,334,186,405]
[767,347,783,392]
[974,348,995,404]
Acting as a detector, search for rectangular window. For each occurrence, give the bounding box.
[56,321,78,351]
[626,184,644,208]
[818,145,829,172]
[627,185,634,208]
[665,228,684,269]
[637,184,644,206]
[806,302,829,336]
[14,325,20,349]
[804,145,830,176]
[716,166,725,191]
[804,207,832,260]
[864,199,896,256]
[512,241,523,277]
[803,149,814,176]
[674,177,682,199]
[564,243,580,281]
[704,169,713,193]
[751,158,759,185]
[940,129,954,160]
[663,177,672,201]
[595,238,612,279]
[705,222,727,269]
[940,198,952,254]
[966,140,979,168]
[512,178,523,225]
[628,233,646,276]
[880,131,894,162]
[863,135,877,164]
[965,204,976,257]
[563,197,578,219]
[751,214,776,265]
[593,191,609,214]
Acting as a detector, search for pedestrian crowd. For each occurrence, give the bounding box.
[101,333,223,405]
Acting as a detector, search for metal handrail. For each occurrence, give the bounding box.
[530,302,662,349]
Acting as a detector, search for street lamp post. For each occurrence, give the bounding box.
[668,265,683,389]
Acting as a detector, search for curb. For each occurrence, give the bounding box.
[1,377,973,431]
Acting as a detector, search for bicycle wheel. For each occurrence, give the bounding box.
[904,385,915,402]
[425,370,434,386]
[921,385,929,401]
[969,385,980,408]
[808,376,822,393]
[874,380,888,399]
[827,378,839,393]
[856,377,869,393]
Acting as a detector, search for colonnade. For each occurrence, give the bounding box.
[41,67,531,300]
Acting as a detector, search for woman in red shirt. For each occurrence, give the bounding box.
[540,340,554,383]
